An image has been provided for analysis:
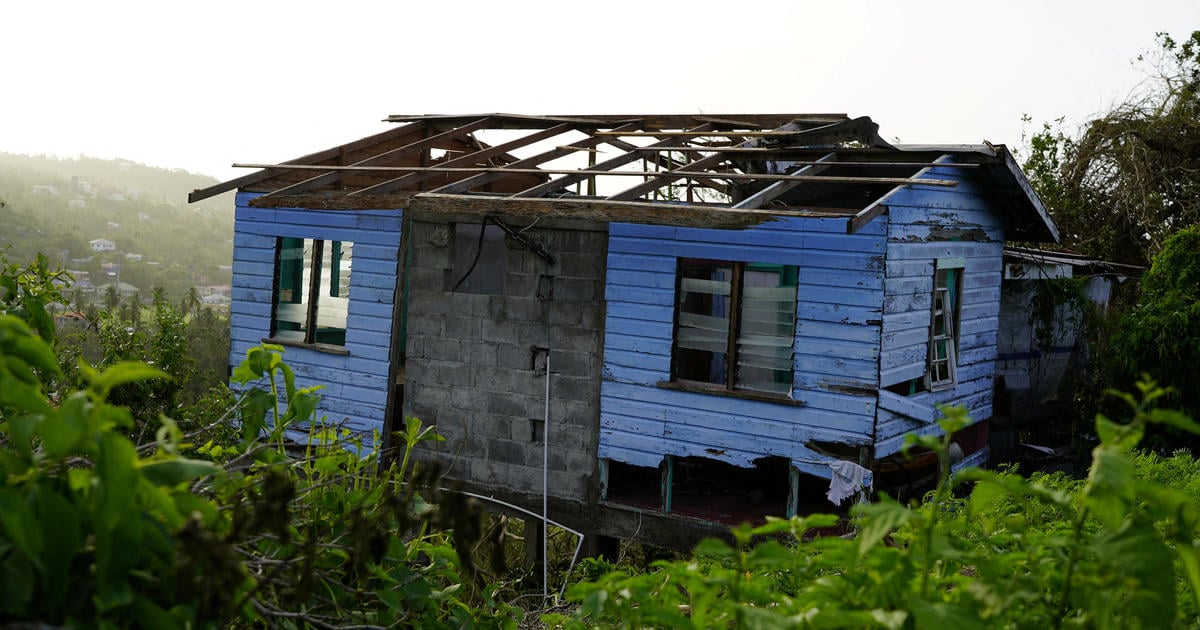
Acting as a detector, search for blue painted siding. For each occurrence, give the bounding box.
[598,217,886,474]
[876,165,1004,455]
[228,192,401,438]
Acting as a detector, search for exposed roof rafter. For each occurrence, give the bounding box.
[192,113,1059,242]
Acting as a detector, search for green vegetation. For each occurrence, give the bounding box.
[1111,226,1200,420]
[0,259,520,628]
[2,248,1200,627]
[0,152,233,300]
[1019,31,1200,447]
[1021,31,1200,269]
[551,396,1200,628]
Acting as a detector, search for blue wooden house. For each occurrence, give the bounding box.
[191,114,1057,544]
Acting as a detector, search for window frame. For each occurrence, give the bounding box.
[668,258,799,400]
[926,259,964,391]
[266,237,352,355]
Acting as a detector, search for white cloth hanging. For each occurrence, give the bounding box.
[827,460,871,505]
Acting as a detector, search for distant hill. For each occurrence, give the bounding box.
[0,153,236,299]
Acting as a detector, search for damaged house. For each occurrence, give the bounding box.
[190,113,1058,547]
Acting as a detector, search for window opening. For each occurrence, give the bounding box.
[272,237,352,346]
[673,259,798,395]
[927,263,963,390]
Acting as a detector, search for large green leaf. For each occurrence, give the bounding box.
[95,432,139,529]
[1091,525,1176,626]
[0,488,44,567]
[35,393,90,457]
[1086,445,1136,528]
[88,361,168,398]
[32,485,81,610]
[139,458,221,487]
[855,499,916,555]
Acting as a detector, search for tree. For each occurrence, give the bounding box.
[1111,225,1200,418]
[103,284,119,311]
[151,285,167,307]
[181,285,202,319]
[1023,31,1200,267]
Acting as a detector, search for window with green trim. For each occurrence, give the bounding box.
[927,262,963,390]
[672,258,798,396]
[272,237,353,347]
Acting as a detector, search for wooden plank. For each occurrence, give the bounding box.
[733,152,837,209]
[877,389,937,423]
[188,121,428,202]
[606,252,676,273]
[348,123,576,196]
[428,122,642,194]
[514,123,717,198]
[604,315,674,341]
[261,118,495,198]
[604,302,672,325]
[603,333,673,357]
[794,337,879,362]
[602,363,668,386]
[385,113,848,130]
[847,154,954,233]
[408,194,779,230]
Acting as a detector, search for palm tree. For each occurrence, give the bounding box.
[103,285,120,311]
[151,286,167,308]
[181,286,202,319]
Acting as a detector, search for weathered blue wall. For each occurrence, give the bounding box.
[875,166,1004,457]
[228,192,401,436]
[599,217,887,477]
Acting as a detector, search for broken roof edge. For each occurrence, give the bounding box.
[897,143,1058,243]
[1003,246,1144,277]
[382,113,851,130]
[995,144,1060,244]
[249,192,864,230]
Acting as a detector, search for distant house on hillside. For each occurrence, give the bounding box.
[92,282,140,299]
[89,238,116,252]
[192,113,1059,548]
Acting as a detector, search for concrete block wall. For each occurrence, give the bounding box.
[403,217,606,504]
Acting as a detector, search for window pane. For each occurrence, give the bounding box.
[273,237,311,342]
[928,265,961,389]
[315,241,352,345]
[674,260,732,385]
[736,267,797,395]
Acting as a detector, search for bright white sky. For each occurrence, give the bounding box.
[3,0,1198,185]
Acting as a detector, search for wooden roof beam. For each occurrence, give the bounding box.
[607,117,886,202]
[348,122,576,196]
[512,123,717,198]
[732,152,838,210]
[187,121,428,203]
[384,113,848,130]
[605,120,811,202]
[425,122,643,195]
[228,162,960,186]
[599,135,730,195]
[259,117,494,199]
[847,154,954,234]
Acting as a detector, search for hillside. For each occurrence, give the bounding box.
[0,153,235,299]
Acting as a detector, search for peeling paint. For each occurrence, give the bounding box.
[819,382,877,397]
[927,227,989,242]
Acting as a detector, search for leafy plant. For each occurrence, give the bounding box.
[551,391,1200,628]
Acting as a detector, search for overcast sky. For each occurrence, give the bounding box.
[3,1,1197,184]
